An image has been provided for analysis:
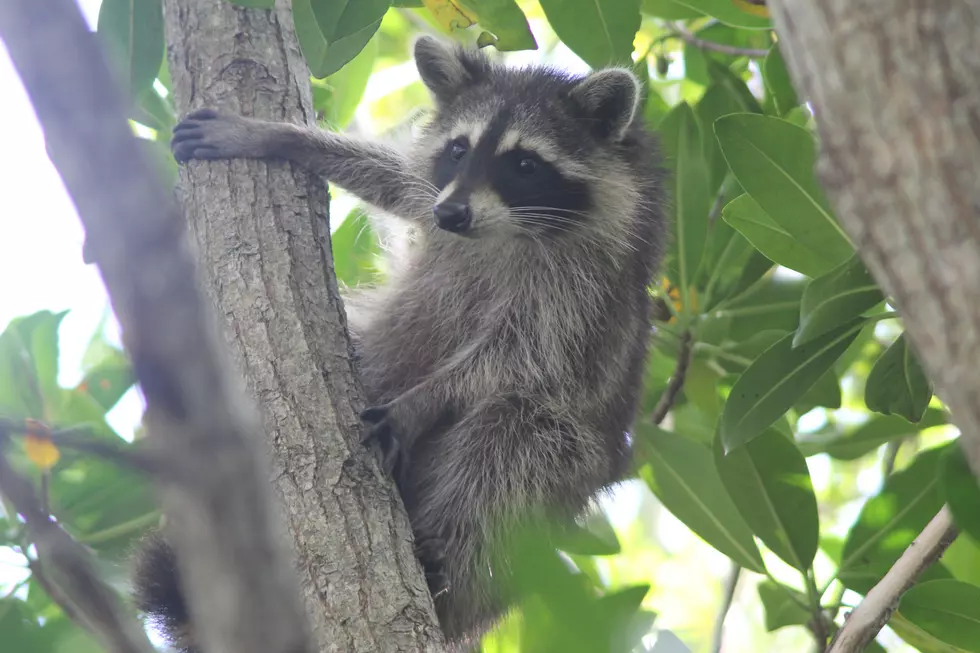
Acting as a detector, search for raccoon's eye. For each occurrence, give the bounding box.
[450,140,468,162]
[517,157,537,176]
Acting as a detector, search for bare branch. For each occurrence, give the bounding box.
[651,330,694,425]
[0,2,317,653]
[828,506,958,653]
[669,22,770,58]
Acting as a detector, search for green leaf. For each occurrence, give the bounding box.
[294,0,388,79]
[802,408,947,460]
[225,0,274,7]
[757,581,810,631]
[943,447,980,546]
[889,611,973,653]
[672,0,770,29]
[722,194,837,277]
[538,0,641,68]
[595,584,655,652]
[900,580,980,652]
[460,0,537,51]
[865,333,934,423]
[20,310,69,411]
[135,85,176,133]
[332,208,383,288]
[0,600,44,652]
[682,43,710,88]
[794,369,841,415]
[762,45,798,115]
[720,319,863,452]
[840,445,952,594]
[943,535,980,588]
[97,0,164,98]
[714,113,853,267]
[695,85,743,193]
[0,312,68,419]
[313,32,378,129]
[77,360,135,415]
[794,254,884,347]
[642,0,702,19]
[554,511,621,556]
[659,102,711,297]
[636,423,766,573]
[714,428,819,570]
[706,62,763,115]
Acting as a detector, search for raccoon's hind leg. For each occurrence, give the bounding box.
[407,395,611,641]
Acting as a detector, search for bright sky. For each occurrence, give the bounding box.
[0,0,143,438]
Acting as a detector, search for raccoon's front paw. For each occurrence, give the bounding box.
[171,108,254,164]
[360,404,408,477]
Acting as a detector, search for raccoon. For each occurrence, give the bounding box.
[134,35,666,651]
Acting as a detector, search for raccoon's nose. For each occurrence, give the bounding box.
[433,202,472,233]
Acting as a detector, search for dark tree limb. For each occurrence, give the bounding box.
[651,330,694,425]
[0,2,318,653]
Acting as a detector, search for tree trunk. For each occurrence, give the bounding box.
[767,0,980,477]
[162,0,446,650]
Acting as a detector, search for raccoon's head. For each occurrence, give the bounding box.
[411,36,653,246]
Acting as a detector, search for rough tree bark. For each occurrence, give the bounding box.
[766,1,980,475]
[162,0,446,650]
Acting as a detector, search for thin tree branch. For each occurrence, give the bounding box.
[651,330,694,425]
[710,563,740,653]
[0,430,156,653]
[669,22,770,58]
[827,506,958,653]
[0,2,318,653]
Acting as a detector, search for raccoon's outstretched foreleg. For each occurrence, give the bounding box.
[170,108,433,219]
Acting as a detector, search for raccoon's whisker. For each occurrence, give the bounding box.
[515,214,639,253]
[510,207,655,248]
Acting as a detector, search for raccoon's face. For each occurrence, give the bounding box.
[412,36,645,242]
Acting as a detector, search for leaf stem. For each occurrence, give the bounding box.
[77,511,161,545]
[710,563,741,653]
[804,569,830,648]
[692,342,754,367]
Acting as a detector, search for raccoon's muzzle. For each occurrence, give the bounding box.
[433,201,473,233]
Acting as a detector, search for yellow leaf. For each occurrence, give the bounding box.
[25,434,60,469]
[421,0,478,32]
[731,0,770,18]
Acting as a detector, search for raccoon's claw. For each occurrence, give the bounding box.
[360,405,405,476]
[171,108,248,164]
[415,535,450,597]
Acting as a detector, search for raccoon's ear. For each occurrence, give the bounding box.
[570,68,641,141]
[414,35,491,104]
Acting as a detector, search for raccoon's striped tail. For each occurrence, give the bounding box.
[132,532,198,653]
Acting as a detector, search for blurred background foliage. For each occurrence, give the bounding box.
[2,1,980,652]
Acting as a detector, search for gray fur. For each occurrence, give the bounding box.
[140,35,667,651]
